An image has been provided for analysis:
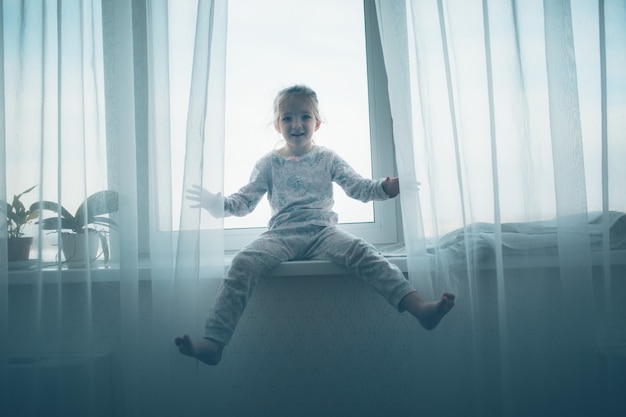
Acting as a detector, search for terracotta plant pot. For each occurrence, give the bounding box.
[8,237,34,262]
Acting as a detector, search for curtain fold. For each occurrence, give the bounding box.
[0,1,7,411]
[376,0,625,416]
[2,1,227,416]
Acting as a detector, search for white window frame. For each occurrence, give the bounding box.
[222,0,400,251]
[129,0,401,258]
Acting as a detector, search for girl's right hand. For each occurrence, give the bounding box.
[186,185,223,216]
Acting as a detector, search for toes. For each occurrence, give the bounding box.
[441,293,456,308]
[175,335,192,350]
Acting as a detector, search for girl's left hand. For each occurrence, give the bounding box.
[383,177,400,197]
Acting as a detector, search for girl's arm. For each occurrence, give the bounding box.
[187,158,270,218]
[331,153,395,202]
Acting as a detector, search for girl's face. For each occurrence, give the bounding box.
[275,96,321,155]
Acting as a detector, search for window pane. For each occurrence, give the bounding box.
[168,0,375,231]
[223,0,373,229]
[4,1,108,262]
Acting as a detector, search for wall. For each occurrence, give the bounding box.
[6,261,626,417]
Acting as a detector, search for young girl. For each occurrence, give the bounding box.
[175,85,455,366]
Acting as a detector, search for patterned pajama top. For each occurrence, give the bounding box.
[223,146,391,230]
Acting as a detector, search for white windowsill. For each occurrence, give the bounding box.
[4,255,408,285]
[6,249,625,285]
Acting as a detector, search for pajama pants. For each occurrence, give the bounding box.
[205,224,416,344]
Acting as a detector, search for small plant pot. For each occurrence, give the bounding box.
[8,237,34,262]
[62,231,100,268]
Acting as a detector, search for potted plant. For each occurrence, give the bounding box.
[34,190,119,266]
[6,185,39,262]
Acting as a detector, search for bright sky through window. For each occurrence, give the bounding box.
[170,0,373,230]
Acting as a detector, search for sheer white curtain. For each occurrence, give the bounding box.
[376,0,625,416]
[1,1,227,416]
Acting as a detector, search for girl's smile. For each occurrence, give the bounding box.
[275,96,321,156]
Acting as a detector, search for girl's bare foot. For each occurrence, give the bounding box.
[174,335,224,366]
[400,291,456,330]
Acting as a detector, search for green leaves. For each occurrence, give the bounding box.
[6,186,39,238]
[8,189,120,236]
[34,190,119,234]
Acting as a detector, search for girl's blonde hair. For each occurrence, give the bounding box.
[272,85,322,126]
